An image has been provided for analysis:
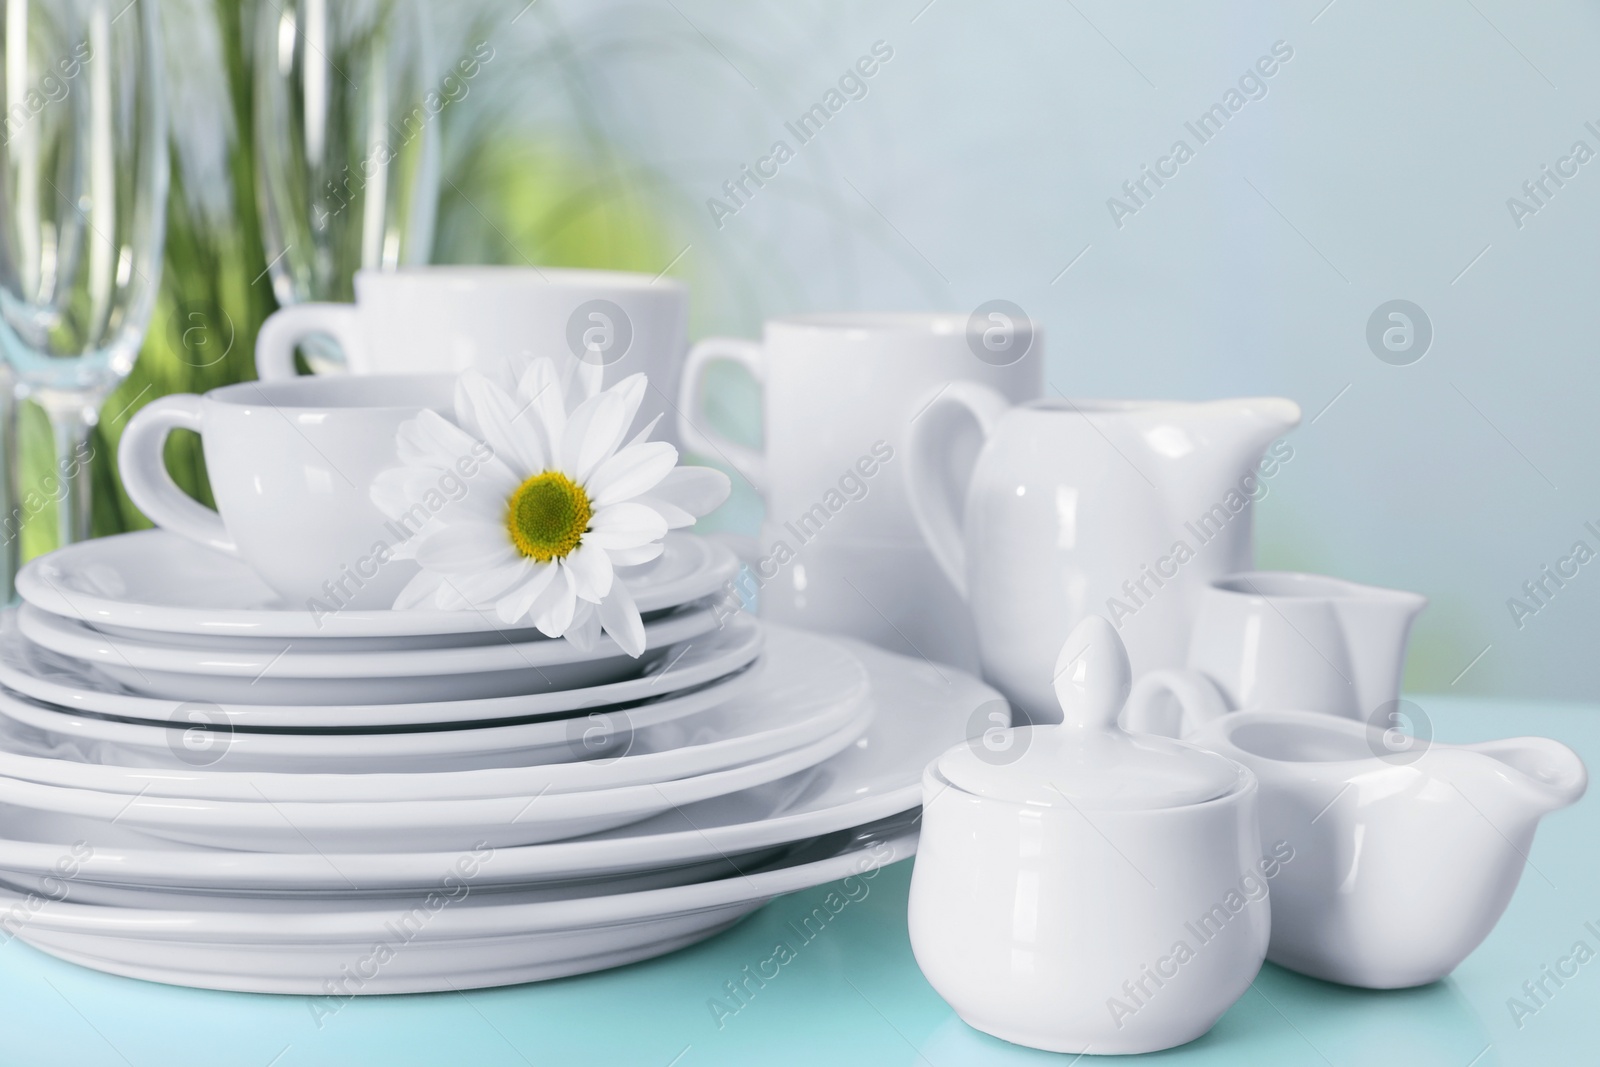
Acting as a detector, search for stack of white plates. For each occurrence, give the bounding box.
[0,530,1003,993]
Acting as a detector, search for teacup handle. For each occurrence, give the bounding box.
[255,303,365,380]
[676,337,766,488]
[118,395,239,556]
[904,381,1010,600]
[1122,669,1232,738]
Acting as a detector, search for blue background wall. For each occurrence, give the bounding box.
[493,0,1600,700]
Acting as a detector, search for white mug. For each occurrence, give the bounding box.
[679,312,1042,669]
[255,266,689,445]
[119,375,457,610]
[1124,571,1428,737]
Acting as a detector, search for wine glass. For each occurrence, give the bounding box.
[0,0,168,550]
[253,0,437,373]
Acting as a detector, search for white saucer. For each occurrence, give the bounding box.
[0,629,871,802]
[3,816,918,994]
[13,603,718,704]
[0,635,996,891]
[17,528,739,639]
[0,615,763,729]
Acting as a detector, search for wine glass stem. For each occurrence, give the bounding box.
[41,398,98,547]
[0,374,17,599]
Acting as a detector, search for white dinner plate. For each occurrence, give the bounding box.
[0,615,763,729]
[17,529,739,640]
[0,634,997,892]
[0,668,757,774]
[13,603,718,703]
[4,816,919,994]
[0,629,871,802]
[0,699,872,851]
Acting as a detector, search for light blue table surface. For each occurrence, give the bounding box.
[0,694,1594,1066]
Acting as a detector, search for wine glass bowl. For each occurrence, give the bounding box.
[0,0,168,546]
[253,0,438,366]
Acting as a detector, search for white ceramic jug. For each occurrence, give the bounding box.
[1187,709,1587,988]
[907,389,1301,723]
[1125,571,1428,734]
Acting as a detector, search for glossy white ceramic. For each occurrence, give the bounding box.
[1188,709,1587,989]
[0,703,870,852]
[2,818,919,994]
[0,634,996,891]
[907,389,1301,723]
[16,528,737,642]
[12,603,717,704]
[1125,571,1428,735]
[0,629,869,802]
[254,266,689,446]
[118,375,456,608]
[678,312,1043,670]
[0,615,763,730]
[909,618,1268,1054]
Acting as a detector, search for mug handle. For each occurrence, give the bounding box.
[118,395,239,556]
[1122,669,1232,738]
[904,381,1010,600]
[676,337,766,488]
[254,303,365,380]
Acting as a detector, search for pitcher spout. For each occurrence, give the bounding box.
[1331,586,1429,717]
[1139,396,1302,525]
[1458,736,1589,818]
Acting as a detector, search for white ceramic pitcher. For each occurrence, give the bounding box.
[907,389,1300,723]
[1125,571,1428,735]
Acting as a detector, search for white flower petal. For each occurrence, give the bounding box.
[598,580,646,658]
[518,359,567,467]
[646,465,732,519]
[495,562,558,625]
[561,389,627,483]
[624,413,663,450]
[608,542,665,567]
[532,565,579,637]
[563,541,614,602]
[563,602,603,653]
[415,522,517,572]
[586,502,668,550]
[586,442,678,508]
[395,409,479,469]
[458,371,545,476]
[439,558,530,607]
[392,569,448,611]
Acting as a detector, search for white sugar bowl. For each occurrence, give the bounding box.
[908,617,1270,1055]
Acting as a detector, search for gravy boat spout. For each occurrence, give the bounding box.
[1188,709,1587,989]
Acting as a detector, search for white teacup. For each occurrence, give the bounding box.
[255,266,689,445]
[678,312,1042,668]
[119,375,457,610]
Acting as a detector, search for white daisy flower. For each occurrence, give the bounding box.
[371,359,731,656]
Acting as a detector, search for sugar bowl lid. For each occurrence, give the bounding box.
[938,616,1242,810]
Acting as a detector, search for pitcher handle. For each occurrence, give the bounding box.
[1123,668,1232,739]
[676,337,766,489]
[904,381,1009,600]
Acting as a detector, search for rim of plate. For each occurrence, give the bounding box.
[16,530,738,638]
[0,615,764,729]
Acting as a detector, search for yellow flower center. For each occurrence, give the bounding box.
[506,471,592,562]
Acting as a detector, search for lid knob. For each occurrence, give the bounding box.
[1054,615,1132,734]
